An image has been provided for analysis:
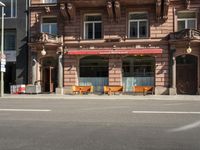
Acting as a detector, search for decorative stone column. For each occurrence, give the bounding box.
[169,56,177,95]
[32,53,37,85]
[56,53,64,94]
[58,53,63,88]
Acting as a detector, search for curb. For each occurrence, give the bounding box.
[1,94,200,101]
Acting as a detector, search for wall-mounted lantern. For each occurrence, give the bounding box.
[186,42,192,54]
[41,45,46,56]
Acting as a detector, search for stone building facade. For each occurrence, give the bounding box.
[29,0,200,95]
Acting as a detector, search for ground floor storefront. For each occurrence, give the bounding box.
[62,47,170,95]
[29,30,200,95]
[29,46,200,95]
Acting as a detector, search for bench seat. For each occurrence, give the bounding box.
[72,85,93,94]
[104,85,123,95]
[133,86,154,95]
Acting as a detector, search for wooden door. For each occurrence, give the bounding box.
[176,55,197,95]
[43,67,54,93]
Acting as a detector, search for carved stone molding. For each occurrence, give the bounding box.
[163,0,169,20]
[156,0,161,21]
[67,3,75,20]
[114,1,121,21]
[35,13,39,22]
[185,0,190,9]
[107,1,113,20]
[45,6,50,13]
[60,3,68,19]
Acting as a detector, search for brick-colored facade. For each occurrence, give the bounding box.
[29,0,200,95]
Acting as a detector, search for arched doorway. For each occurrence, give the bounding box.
[176,55,198,95]
[79,56,108,93]
[122,56,155,92]
[41,57,57,93]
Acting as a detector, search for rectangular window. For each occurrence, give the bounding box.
[4,30,16,51]
[129,13,148,38]
[43,0,57,3]
[177,12,197,31]
[84,14,102,40]
[41,17,57,35]
[1,0,17,18]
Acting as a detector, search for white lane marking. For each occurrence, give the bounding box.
[0,109,51,112]
[163,102,186,106]
[81,106,130,111]
[132,111,200,114]
[168,120,200,132]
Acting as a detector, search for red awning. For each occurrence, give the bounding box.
[67,48,162,55]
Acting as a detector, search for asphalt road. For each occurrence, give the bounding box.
[0,98,200,150]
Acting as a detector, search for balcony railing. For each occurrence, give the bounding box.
[169,29,200,40]
[31,32,63,44]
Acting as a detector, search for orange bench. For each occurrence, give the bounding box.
[133,86,154,95]
[72,86,93,94]
[104,86,123,95]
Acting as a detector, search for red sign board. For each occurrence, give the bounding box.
[67,49,162,55]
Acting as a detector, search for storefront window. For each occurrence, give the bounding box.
[80,56,108,77]
[123,56,154,77]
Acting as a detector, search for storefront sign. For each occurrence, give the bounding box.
[67,49,163,55]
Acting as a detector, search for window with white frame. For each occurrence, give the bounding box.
[177,11,197,31]
[41,17,57,35]
[1,0,17,18]
[84,14,102,40]
[43,0,57,3]
[129,12,148,38]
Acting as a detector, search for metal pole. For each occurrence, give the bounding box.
[0,6,4,97]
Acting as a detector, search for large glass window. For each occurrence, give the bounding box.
[123,56,154,77]
[4,30,16,51]
[1,0,17,18]
[41,17,57,35]
[129,13,148,38]
[43,0,57,3]
[177,12,197,31]
[80,56,108,77]
[84,14,102,40]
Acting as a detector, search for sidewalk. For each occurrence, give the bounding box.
[1,94,200,101]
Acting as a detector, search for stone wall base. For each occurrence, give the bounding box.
[63,86,73,94]
[55,88,64,95]
[198,88,200,95]
[155,86,169,95]
[169,88,177,95]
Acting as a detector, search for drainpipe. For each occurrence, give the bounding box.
[173,7,175,32]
